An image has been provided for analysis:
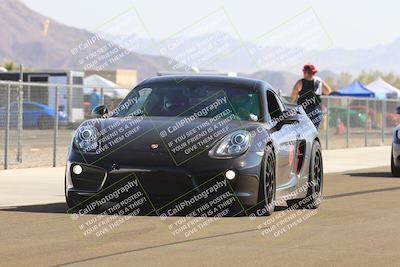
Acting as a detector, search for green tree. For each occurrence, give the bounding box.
[357,70,379,85]
[357,70,400,88]
[323,75,337,91]
[2,61,19,71]
[335,72,353,90]
[382,72,400,88]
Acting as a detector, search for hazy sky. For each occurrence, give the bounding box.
[22,0,400,49]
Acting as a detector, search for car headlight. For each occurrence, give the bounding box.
[210,130,251,158]
[74,125,98,152]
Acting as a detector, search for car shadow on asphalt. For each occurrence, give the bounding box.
[0,202,68,213]
[325,186,400,200]
[0,202,288,216]
[345,171,397,178]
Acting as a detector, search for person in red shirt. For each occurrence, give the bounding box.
[291,64,332,128]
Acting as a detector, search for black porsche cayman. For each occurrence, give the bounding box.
[65,75,323,216]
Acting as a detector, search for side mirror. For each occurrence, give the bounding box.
[396,106,400,115]
[274,111,299,130]
[91,105,108,118]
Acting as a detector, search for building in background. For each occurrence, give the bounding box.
[83,74,130,115]
[0,70,84,122]
[84,69,137,89]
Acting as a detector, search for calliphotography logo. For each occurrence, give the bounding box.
[70,6,153,71]
[249,182,324,238]
[152,90,247,165]
[247,7,333,72]
[158,178,239,238]
[155,8,242,83]
[73,96,146,158]
[68,176,145,237]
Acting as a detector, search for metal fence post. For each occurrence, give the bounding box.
[381,100,386,143]
[325,98,329,149]
[365,99,369,147]
[53,86,59,167]
[100,87,105,105]
[4,84,11,170]
[67,82,73,123]
[16,78,23,163]
[346,98,350,148]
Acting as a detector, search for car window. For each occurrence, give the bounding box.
[274,93,286,111]
[267,91,283,120]
[114,83,261,122]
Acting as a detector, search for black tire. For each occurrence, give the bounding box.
[287,140,323,209]
[65,195,82,213]
[253,145,276,216]
[391,146,400,177]
[38,116,53,129]
[65,194,89,213]
[64,176,87,213]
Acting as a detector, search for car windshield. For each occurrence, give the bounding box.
[112,82,261,122]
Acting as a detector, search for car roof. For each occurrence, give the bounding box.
[139,75,272,91]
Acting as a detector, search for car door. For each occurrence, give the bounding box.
[266,90,298,187]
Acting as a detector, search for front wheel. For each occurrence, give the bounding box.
[287,140,323,209]
[253,145,276,216]
[64,176,88,213]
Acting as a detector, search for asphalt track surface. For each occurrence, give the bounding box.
[1,166,400,266]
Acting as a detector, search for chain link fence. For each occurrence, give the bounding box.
[0,81,124,169]
[317,96,397,150]
[0,80,398,169]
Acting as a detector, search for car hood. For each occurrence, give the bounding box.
[78,116,266,164]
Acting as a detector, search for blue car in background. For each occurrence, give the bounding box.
[0,101,68,129]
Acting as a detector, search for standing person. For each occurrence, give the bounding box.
[90,88,101,110]
[291,64,332,129]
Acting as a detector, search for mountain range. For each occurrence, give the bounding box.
[0,0,178,80]
[107,31,400,75]
[1,0,399,93]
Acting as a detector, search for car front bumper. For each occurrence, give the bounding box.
[65,151,264,210]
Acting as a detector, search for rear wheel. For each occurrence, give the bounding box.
[391,146,400,177]
[287,140,323,209]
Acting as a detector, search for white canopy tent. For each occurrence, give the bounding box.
[366,78,400,99]
[83,74,129,99]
